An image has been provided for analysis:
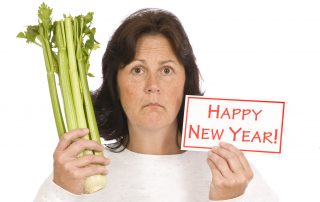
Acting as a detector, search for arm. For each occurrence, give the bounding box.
[207,166,278,202]
[34,129,111,202]
[34,174,84,202]
[207,142,278,202]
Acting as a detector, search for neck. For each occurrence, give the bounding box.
[126,122,184,155]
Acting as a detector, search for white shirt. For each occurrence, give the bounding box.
[34,148,278,202]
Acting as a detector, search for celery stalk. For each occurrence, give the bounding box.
[35,7,66,137]
[73,15,106,194]
[55,21,78,131]
[46,72,66,137]
[64,17,88,132]
[17,3,106,193]
[75,17,102,147]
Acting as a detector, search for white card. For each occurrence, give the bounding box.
[181,95,285,153]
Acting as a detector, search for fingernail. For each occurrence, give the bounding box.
[219,141,227,146]
[211,146,218,151]
[82,128,89,133]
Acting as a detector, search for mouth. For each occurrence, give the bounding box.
[143,102,164,109]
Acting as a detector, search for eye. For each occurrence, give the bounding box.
[161,66,173,75]
[131,66,144,75]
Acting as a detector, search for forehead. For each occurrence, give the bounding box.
[134,34,177,58]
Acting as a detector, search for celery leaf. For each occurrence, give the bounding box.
[38,3,53,31]
[87,72,95,77]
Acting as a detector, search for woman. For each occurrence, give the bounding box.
[35,8,278,202]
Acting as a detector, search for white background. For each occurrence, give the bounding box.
[0,0,319,201]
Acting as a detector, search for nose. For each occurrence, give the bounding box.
[144,74,160,94]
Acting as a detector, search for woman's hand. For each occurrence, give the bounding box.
[53,128,111,194]
[207,142,253,200]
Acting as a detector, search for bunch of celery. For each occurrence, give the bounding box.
[17,3,106,193]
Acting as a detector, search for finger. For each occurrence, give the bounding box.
[81,164,108,178]
[211,146,244,174]
[55,128,89,152]
[208,149,233,178]
[219,142,254,180]
[219,142,252,173]
[64,139,105,157]
[207,156,223,179]
[73,155,111,168]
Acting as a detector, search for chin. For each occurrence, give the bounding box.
[139,116,168,129]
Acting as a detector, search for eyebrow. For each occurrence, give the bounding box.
[132,59,178,65]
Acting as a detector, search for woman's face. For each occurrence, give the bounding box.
[117,34,186,130]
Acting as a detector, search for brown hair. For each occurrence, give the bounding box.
[93,8,202,152]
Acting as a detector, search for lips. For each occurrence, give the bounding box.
[143,102,164,108]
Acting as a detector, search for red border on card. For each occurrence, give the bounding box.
[182,96,285,154]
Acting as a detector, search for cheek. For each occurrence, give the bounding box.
[166,78,185,110]
[119,83,136,109]
[118,78,145,119]
[118,76,132,110]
